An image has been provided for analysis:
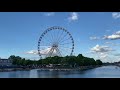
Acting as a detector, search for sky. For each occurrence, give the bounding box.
[0,12,120,62]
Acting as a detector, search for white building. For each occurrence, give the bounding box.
[0,59,12,66]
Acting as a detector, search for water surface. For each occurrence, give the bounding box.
[0,65,120,78]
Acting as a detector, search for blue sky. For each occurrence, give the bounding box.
[0,12,120,62]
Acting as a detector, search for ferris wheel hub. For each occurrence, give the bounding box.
[52,44,58,48]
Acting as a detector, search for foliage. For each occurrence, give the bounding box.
[9,54,103,67]
[96,59,103,65]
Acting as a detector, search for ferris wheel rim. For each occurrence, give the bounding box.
[38,26,74,59]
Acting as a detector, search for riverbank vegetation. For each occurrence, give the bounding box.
[8,54,102,68]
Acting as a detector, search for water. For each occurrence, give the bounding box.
[0,65,120,78]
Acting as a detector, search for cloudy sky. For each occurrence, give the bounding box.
[0,12,120,62]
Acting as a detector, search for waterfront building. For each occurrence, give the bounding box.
[0,58,12,66]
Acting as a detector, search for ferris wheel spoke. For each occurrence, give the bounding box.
[58,30,64,41]
[59,47,72,51]
[48,33,53,44]
[56,47,62,57]
[57,30,64,42]
[40,34,51,43]
[40,40,52,45]
[41,48,50,56]
[49,30,55,43]
[54,30,57,42]
[57,32,68,43]
[57,48,64,57]
[55,30,61,43]
[39,45,51,49]
[55,30,60,42]
[59,47,73,51]
[39,43,47,46]
[53,29,57,42]
[59,44,72,48]
[59,42,72,46]
[59,30,72,43]
[46,48,53,57]
[61,48,71,55]
[47,34,55,44]
[49,29,55,44]
[60,33,68,42]
[57,47,63,56]
[41,36,53,45]
[60,46,73,50]
[59,37,72,44]
[59,40,73,46]
[58,47,70,56]
[49,49,54,57]
[39,46,51,51]
[60,46,72,51]
[44,29,52,43]
[59,44,72,49]
[44,30,55,44]
[39,40,52,47]
[59,45,70,48]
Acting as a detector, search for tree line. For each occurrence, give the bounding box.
[8,54,102,67]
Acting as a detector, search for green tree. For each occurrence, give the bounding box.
[96,59,102,65]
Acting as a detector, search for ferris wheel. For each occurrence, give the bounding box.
[38,26,74,59]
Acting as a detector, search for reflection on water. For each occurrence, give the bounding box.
[0,70,30,78]
[8,71,30,78]
[30,69,38,78]
[37,70,62,78]
[0,66,120,78]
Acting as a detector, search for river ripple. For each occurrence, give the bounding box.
[0,65,120,78]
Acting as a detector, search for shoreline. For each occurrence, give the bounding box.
[0,68,31,72]
[0,65,102,72]
[38,66,101,71]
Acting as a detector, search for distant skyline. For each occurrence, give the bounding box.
[0,12,120,62]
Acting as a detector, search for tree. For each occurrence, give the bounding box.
[96,59,102,65]
[8,54,103,67]
[77,54,84,59]
[9,55,20,65]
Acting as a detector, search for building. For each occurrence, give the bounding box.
[0,58,12,66]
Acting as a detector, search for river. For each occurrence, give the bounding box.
[0,65,120,78]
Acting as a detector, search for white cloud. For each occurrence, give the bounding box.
[115,31,120,35]
[26,47,60,56]
[90,45,115,62]
[91,44,113,53]
[103,35,120,40]
[105,42,120,46]
[112,12,120,19]
[44,12,55,16]
[26,50,38,55]
[99,53,108,59]
[90,45,120,62]
[103,31,120,40]
[68,12,78,22]
[105,42,112,44]
[90,36,100,40]
[114,53,120,56]
[26,47,51,55]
